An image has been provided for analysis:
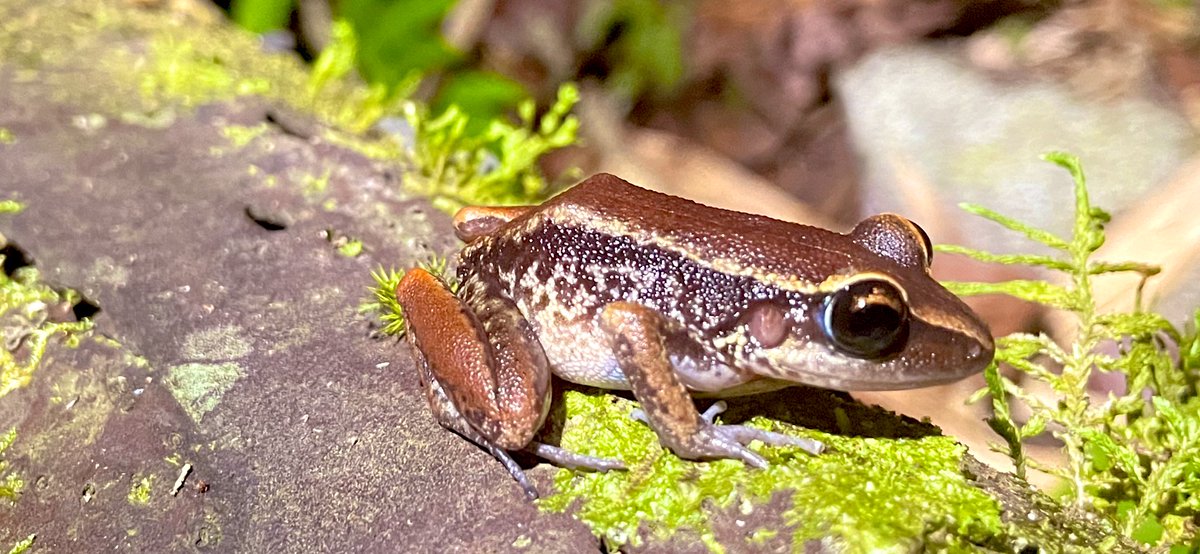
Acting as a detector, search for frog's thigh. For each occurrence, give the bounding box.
[599,302,766,465]
[395,269,550,450]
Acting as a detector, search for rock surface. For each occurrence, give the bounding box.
[0,2,594,551]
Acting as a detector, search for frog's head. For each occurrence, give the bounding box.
[735,214,994,391]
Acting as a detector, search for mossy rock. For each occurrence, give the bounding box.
[0,0,1136,552]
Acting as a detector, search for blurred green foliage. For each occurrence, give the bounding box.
[338,0,460,87]
[431,71,529,133]
[579,0,685,100]
[230,0,295,34]
[338,0,530,133]
[230,0,528,130]
[231,0,688,127]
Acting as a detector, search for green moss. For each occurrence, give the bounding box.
[361,256,455,336]
[140,38,265,110]
[93,335,151,370]
[220,123,269,148]
[0,200,21,214]
[942,153,1200,547]
[4,1,578,214]
[1,263,94,399]
[6,534,34,554]
[539,391,1003,551]
[337,239,363,258]
[121,22,403,133]
[747,528,776,545]
[300,170,331,197]
[0,128,13,145]
[401,83,581,212]
[0,0,396,136]
[247,165,279,188]
[0,428,23,505]
[127,473,155,505]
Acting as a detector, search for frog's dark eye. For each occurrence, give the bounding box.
[821,278,909,359]
[745,302,789,348]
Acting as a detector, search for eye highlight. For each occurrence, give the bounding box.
[821,278,909,359]
[745,302,789,348]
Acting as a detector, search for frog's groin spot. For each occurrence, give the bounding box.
[165,362,245,424]
[181,324,252,361]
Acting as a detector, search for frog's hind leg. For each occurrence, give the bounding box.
[410,347,539,496]
[599,302,823,467]
[396,268,552,497]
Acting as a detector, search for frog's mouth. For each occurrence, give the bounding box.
[756,328,994,392]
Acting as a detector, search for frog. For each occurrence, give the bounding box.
[396,173,994,498]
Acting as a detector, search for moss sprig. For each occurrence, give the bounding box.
[5,534,34,554]
[360,256,456,336]
[941,152,1200,547]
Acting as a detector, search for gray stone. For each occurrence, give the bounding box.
[837,45,1196,254]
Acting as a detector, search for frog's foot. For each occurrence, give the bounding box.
[631,403,822,467]
[602,302,823,470]
[528,442,626,472]
[697,401,824,456]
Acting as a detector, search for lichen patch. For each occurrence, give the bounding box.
[165,361,245,424]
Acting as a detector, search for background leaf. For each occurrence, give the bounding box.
[231,0,295,33]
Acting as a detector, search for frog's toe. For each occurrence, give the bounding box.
[682,425,770,468]
[699,401,728,423]
[529,442,626,472]
[683,423,824,468]
[717,424,825,456]
[695,401,823,456]
[478,440,541,500]
[634,401,729,426]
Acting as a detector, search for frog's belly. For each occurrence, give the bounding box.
[536,318,630,389]
[531,313,759,393]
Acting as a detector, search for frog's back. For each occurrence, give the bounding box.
[453,174,993,393]
[529,174,857,288]
[454,175,798,390]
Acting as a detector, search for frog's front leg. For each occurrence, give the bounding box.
[396,269,621,499]
[599,302,823,466]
